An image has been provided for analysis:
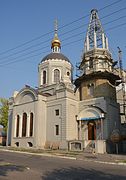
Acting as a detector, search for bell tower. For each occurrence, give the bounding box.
[75,9,120,101]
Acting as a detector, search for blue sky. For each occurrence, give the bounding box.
[0,0,126,98]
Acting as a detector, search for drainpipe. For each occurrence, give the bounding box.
[75,115,80,140]
[101,113,104,140]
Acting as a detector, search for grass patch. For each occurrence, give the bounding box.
[0,162,12,166]
[119,160,126,163]
[0,146,82,157]
[115,159,126,163]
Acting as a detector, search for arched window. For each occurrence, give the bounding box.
[29,112,33,137]
[15,142,19,147]
[28,142,33,147]
[16,115,20,137]
[22,113,27,137]
[54,69,60,83]
[43,70,46,85]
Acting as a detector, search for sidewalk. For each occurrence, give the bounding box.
[76,152,126,165]
[0,146,126,165]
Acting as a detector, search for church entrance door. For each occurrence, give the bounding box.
[88,121,96,140]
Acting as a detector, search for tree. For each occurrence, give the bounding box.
[0,98,9,133]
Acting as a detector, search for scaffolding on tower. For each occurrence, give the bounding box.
[117,47,126,123]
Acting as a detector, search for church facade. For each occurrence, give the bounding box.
[7,9,122,153]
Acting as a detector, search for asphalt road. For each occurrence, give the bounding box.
[0,151,126,180]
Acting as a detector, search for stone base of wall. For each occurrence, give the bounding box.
[0,136,6,146]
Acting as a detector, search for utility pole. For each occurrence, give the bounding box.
[117,47,126,123]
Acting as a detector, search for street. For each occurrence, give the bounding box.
[0,151,126,180]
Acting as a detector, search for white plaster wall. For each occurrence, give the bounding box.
[82,124,88,140]
[104,99,120,139]
[46,100,66,143]
[10,91,46,148]
[79,97,107,113]
[38,59,72,87]
[78,97,120,141]
[95,140,106,154]
[11,100,36,147]
[66,99,78,140]
[34,95,47,148]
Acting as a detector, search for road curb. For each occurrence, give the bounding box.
[77,158,126,166]
[0,148,126,166]
[0,148,77,160]
[94,160,126,166]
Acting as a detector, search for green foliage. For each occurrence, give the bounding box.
[0,98,9,133]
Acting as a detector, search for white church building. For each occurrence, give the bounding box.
[7,9,122,153]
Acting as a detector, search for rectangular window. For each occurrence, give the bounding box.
[55,125,59,135]
[55,109,59,116]
[89,59,93,68]
[88,84,94,96]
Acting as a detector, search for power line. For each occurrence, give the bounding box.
[100,7,126,21]
[0,6,126,64]
[98,0,123,11]
[0,21,126,67]
[0,38,51,60]
[62,9,126,42]
[106,22,126,31]
[0,0,123,56]
[60,7,126,38]
[63,22,126,47]
[0,20,126,66]
[0,52,44,67]
[0,31,54,56]
[103,15,126,26]
[0,45,49,64]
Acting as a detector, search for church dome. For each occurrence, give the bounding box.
[38,20,73,88]
[41,20,71,64]
[41,52,71,63]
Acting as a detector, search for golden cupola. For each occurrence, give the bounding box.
[51,20,61,52]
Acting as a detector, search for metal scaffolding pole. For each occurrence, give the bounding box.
[117,47,126,123]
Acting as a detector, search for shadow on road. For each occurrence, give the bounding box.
[42,167,126,180]
[0,163,25,177]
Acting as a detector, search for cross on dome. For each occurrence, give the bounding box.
[51,19,61,52]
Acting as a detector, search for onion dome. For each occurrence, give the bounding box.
[51,32,61,49]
